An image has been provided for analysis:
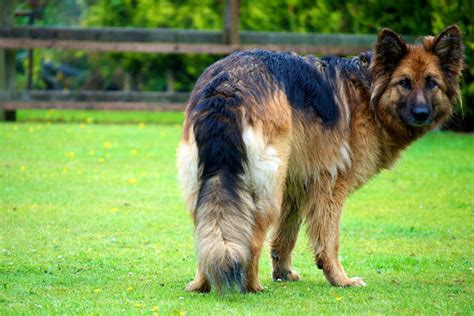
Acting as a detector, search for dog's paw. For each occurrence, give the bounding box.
[334,276,366,287]
[244,283,264,293]
[272,269,300,282]
[186,280,211,293]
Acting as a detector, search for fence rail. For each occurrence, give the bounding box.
[0,90,189,111]
[0,26,383,55]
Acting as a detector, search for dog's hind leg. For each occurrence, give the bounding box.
[245,214,267,292]
[242,124,290,292]
[270,194,302,282]
[186,267,211,293]
[178,137,213,293]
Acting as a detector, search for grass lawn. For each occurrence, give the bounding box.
[1,112,473,314]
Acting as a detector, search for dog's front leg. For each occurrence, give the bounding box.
[306,178,366,287]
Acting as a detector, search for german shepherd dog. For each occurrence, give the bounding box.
[177,25,463,292]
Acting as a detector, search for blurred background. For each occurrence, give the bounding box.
[2,0,473,130]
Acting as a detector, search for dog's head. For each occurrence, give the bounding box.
[369,25,463,138]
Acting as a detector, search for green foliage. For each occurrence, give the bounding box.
[1,120,473,313]
[429,0,474,124]
[239,0,343,33]
[81,0,223,91]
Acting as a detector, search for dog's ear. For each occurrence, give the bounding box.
[374,28,408,72]
[432,25,464,77]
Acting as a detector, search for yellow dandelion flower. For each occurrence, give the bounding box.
[64,152,75,159]
[130,149,138,156]
[111,208,119,213]
[180,310,185,316]
[93,288,101,293]
[86,117,93,124]
[336,297,342,301]
[153,313,158,316]
[128,177,137,185]
[138,122,145,129]
[135,303,142,308]
[79,123,85,129]
[98,157,105,163]
[153,306,159,312]
[104,142,112,149]
[20,165,26,172]
[126,286,133,292]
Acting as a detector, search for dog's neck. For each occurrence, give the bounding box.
[319,53,433,177]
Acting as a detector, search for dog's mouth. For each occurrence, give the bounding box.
[406,119,433,127]
[402,111,434,128]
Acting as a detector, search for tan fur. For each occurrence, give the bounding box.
[178,25,463,292]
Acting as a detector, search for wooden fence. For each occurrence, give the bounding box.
[0,26,377,55]
[0,0,399,121]
[0,90,189,111]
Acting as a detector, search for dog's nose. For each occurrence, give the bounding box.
[412,106,431,123]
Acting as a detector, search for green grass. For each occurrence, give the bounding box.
[17,109,185,125]
[1,116,473,314]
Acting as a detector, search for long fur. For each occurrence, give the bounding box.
[191,73,254,291]
[178,25,463,293]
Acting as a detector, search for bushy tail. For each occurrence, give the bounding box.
[194,182,254,292]
[192,78,254,291]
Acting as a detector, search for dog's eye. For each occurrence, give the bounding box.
[399,78,412,90]
[426,77,438,90]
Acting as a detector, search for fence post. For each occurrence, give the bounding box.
[0,0,16,121]
[223,0,239,46]
[27,1,41,90]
